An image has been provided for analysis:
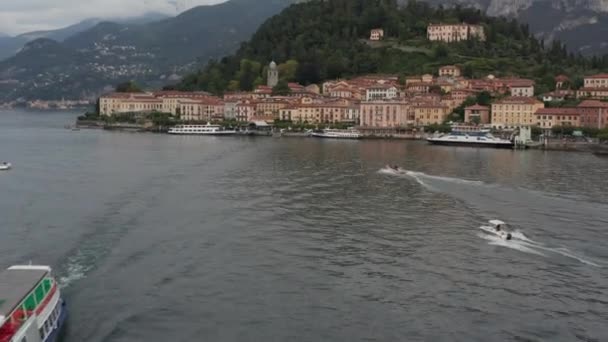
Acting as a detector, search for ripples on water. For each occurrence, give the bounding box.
[0,111,607,341]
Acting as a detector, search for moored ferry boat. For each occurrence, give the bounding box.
[168,123,236,135]
[311,128,362,139]
[427,130,514,149]
[0,266,67,342]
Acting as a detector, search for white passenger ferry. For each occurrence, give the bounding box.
[311,128,362,139]
[0,265,67,342]
[168,123,236,135]
[427,130,514,149]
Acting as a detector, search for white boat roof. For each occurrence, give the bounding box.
[0,267,49,319]
[489,220,506,226]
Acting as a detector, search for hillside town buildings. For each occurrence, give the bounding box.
[370,29,384,41]
[427,23,485,43]
[98,62,608,132]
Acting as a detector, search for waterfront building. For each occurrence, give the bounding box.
[278,97,356,124]
[464,104,490,124]
[577,100,608,129]
[178,97,224,122]
[236,101,256,122]
[255,98,290,120]
[438,65,461,77]
[267,61,279,88]
[411,104,451,126]
[534,108,581,130]
[370,29,384,41]
[99,91,214,116]
[427,23,485,43]
[360,100,410,127]
[491,97,544,129]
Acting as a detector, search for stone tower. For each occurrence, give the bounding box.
[267,61,279,87]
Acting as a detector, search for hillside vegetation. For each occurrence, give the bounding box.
[177,0,608,95]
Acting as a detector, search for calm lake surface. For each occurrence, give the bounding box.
[1,110,607,342]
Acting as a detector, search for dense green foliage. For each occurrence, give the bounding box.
[115,81,143,93]
[177,0,608,95]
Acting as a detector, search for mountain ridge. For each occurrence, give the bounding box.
[0,0,295,104]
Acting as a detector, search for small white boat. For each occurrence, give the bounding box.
[312,128,362,139]
[480,220,512,240]
[0,162,11,171]
[168,123,236,135]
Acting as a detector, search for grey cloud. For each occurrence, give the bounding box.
[0,0,225,35]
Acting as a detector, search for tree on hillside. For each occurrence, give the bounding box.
[115,81,142,93]
[278,60,299,82]
[272,80,292,96]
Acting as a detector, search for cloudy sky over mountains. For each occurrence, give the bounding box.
[0,0,225,35]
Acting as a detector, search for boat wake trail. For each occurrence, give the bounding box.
[478,227,602,267]
[477,232,546,256]
[378,167,485,188]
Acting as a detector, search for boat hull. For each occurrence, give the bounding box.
[427,139,513,149]
[311,133,361,139]
[44,300,68,342]
[168,131,236,136]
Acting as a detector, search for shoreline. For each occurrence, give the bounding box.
[72,123,606,153]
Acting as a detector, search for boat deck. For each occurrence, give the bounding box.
[0,268,48,320]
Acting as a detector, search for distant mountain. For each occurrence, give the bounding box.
[419,0,608,55]
[0,12,171,61]
[0,0,295,103]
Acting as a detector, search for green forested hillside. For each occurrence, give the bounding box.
[177,0,608,95]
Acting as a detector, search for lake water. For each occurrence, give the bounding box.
[1,110,607,341]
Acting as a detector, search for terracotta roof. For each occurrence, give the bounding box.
[555,75,569,82]
[535,108,580,116]
[493,96,543,105]
[577,100,608,108]
[585,73,608,79]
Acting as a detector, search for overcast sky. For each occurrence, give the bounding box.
[0,0,226,36]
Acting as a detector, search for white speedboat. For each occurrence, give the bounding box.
[0,162,11,171]
[428,131,513,149]
[312,128,362,139]
[168,124,236,135]
[480,220,512,240]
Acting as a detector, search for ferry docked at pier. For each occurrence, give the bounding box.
[311,128,362,139]
[427,128,514,149]
[168,123,236,135]
[0,265,67,342]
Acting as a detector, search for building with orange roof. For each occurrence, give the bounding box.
[360,100,410,127]
[534,108,581,130]
[491,97,544,128]
[577,100,608,128]
[411,103,451,126]
[464,104,490,124]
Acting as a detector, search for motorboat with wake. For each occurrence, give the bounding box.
[480,220,512,240]
[427,129,514,149]
[0,162,11,171]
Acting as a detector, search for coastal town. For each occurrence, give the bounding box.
[90,24,607,141]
